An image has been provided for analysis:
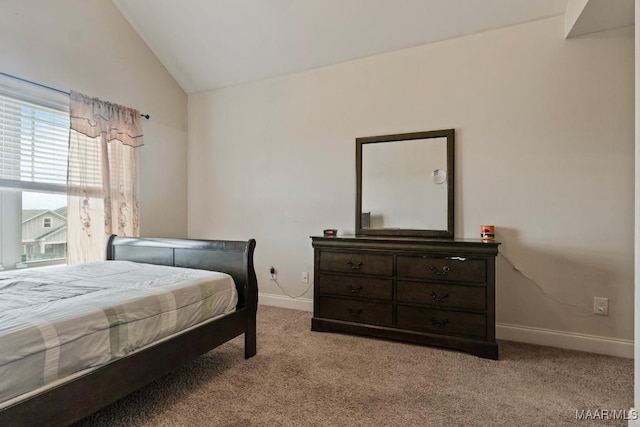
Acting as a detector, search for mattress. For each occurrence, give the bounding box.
[0,261,238,404]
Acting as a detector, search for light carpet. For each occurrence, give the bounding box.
[73,305,633,426]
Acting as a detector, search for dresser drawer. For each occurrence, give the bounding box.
[318,274,393,300]
[397,256,486,283]
[319,251,393,276]
[318,296,393,326]
[397,306,486,338]
[397,281,486,310]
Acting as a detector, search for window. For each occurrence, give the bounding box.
[0,75,69,268]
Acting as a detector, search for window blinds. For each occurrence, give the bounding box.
[0,75,69,193]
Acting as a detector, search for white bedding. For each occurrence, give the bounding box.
[0,261,237,404]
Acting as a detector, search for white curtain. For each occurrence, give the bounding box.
[67,91,143,264]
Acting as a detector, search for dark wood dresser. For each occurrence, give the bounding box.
[311,236,500,359]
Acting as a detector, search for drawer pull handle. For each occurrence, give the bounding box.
[347,284,363,293]
[430,291,449,303]
[430,317,449,328]
[347,260,364,270]
[347,308,363,316]
[429,266,450,276]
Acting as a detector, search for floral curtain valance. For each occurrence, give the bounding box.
[67,91,143,264]
[70,90,144,148]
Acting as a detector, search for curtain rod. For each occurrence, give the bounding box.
[0,71,150,120]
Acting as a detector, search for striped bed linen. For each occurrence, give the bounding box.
[0,261,237,404]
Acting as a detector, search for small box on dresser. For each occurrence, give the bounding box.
[311,235,501,359]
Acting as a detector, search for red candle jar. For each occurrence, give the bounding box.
[480,225,495,241]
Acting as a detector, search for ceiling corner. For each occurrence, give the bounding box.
[565,0,634,38]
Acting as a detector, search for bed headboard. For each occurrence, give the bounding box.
[106,235,257,310]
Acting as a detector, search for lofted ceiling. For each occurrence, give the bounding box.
[112,0,631,94]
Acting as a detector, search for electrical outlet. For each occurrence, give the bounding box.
[593,297,609,316]
[269,266,276,280]
[302,272,309,283]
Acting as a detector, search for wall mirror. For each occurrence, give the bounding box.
[356,129,455,238]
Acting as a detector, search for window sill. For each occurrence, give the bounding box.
[21,258,67,269]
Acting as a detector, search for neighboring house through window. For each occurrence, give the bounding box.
[0,74,69,268]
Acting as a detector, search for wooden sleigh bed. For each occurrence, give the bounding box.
[0,235,258,427]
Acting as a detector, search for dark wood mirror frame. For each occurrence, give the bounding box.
[355,129,455,238]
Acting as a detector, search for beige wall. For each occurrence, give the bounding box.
[0,0,188,238]
[189,16,634,346]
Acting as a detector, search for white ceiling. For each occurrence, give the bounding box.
[113,0,575,93]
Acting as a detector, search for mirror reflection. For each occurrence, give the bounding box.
[361,137,448,230]
[356,129,454,238]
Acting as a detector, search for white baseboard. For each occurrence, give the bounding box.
[257,296,633,358]
[259,293,313,312]
[497,323,633,359]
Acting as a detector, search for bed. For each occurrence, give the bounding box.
[0,235,257,427]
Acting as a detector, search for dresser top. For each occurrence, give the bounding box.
[311,235,500,255]
[311,235,500,244]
